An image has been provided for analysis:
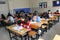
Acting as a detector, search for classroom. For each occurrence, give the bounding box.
[0,0,60,40]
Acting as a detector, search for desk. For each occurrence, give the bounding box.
[30,23,39,30]
[6,24,28,36]
[53,34,60,40]
[6,24,29,40]
[30,20,48,30]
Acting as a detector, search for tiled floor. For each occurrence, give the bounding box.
[0,21,60,40]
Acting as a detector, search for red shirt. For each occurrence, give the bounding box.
[54,12,59,14]
[22,21,31,31]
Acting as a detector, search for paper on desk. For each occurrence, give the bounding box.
[40,18,45,20]
[13,25,23,31]
[30,22,37,24]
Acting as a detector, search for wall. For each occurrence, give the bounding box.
[0,0,8,17]
[30,0,60,13]
[9,0,30,15]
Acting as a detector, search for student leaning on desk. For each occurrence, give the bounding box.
[16,17,31,31]
[31,13,41,23]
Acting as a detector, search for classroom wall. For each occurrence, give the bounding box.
[30,0,60,13]
[9,0,30,15]
[0,0,8,17]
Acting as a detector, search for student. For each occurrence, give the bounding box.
[31,13,41,22]
[7,13,14,25]
[0,18,6,26]
[22,17,31,31]
[28,13,33,20]
[48,10,53,17]
[7,12,13,18]
[17,20,22,26]
[54,10,60,22]
[54,10,60,14]
[41,12,49,19]
[1,14,6,20]
[14,13,21,22]
[0,14,6,26]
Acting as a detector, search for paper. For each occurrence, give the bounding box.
[30,22,37,24]
[13,25,23,31]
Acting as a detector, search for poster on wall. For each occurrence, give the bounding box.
[39,2,47,8]
[53,0,60,7]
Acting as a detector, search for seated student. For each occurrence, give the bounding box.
[0,18,6,26]
[7,13,14,25]
[1,14,6,20]
[48,10,53,17]
[31,13,41,22]
[22,17,31,31]
[7,12,13,18]
[28,13,33,20]
[54,10,60,14]
[41,12,49,19]
[14,14,21,22]
[16,20,22,26]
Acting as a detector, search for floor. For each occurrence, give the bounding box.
[0,21,60,40]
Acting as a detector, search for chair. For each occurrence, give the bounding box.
[28,31,38,40]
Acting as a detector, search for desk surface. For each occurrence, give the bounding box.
[30,20,48,30]
[6,24,28,36]
[53,34,60,40]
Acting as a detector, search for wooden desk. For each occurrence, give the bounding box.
[54,14,60,17]
[40,20,48,24]
[53,34,60,40]
[6,24,29,36]
[30,20,48,30]
[28,31,37,36]
[30,23,39,30]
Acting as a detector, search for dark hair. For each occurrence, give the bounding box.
[17,14,21,19]
[17,20,22,25]
[7,12,13,17]
[48,10,51,12]
[24,17,30,24]
[33,13,37,16]
[1,14,6,19]
[56,10,59,12]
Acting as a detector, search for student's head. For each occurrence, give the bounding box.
[33,13,38,16]
[56,10,59,12]
[17,20,22,25]
[48,10,51,14]
[1,14,6,19]
[24,17,30,24]
[1,14,4,17]
[7,12,12,17]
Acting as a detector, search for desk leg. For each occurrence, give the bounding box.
[8,30,12,40]
[58,16,59,22]
[27,36,29,40]
[21,36,23,40]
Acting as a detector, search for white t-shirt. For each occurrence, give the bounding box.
[49,14,53,17]
[8,16,14,23]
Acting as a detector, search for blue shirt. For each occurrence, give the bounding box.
[31,16,41,22]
